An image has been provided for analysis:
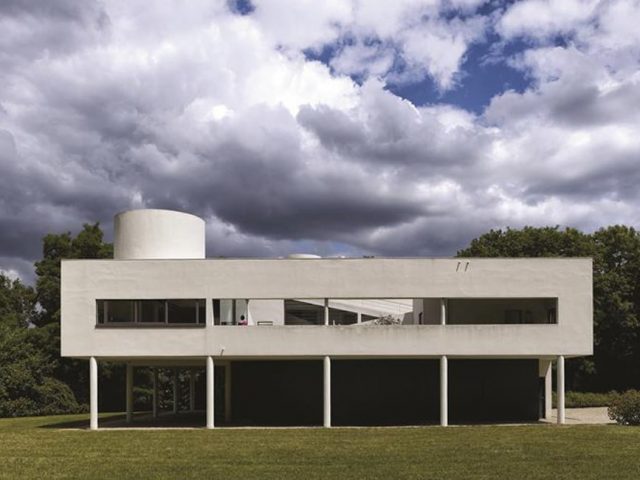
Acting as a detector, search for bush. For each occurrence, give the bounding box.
[569,391,616,408]
[608,390,640,425]
[552,391,618,408]
[34,378,84,416]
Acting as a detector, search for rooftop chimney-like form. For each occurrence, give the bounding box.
[113,209,206,260]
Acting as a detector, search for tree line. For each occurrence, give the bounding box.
[1,223,639,416]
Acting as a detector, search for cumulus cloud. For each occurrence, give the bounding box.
[1,0,640,282]
[252,0,489,90]
[498,0,600,40]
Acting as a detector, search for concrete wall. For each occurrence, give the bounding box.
[113,209,205,260]
[61,257,592,358]
[247,300,284,325]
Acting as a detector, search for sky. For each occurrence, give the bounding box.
[1,0,640,283]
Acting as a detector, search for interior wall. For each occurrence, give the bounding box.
[248,300,285,325]
[422,299,442,324]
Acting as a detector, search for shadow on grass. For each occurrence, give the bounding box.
[39,411,212,429]
[39,412,126,429]
[39,411,550,430]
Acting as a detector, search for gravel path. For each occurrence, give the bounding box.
[546,407,614,425]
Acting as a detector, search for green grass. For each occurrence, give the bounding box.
[1,414,640,479]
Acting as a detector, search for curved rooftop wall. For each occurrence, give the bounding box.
[113,209,205,260]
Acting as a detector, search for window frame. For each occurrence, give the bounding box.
[95,299,206,328]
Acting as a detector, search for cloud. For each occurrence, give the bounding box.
[1,1,640,283]
[250,0,490,91]
[0,266,22,282]
[498,0,600,41]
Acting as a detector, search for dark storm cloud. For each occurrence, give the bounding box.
[486,76,640,129]
[124,105,428,240]
[297,101,488,174]
[0,129,128,264]
[0,0,109,71]
[523,148,640,201]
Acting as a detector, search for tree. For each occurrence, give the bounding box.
[0,325,82,416]
[457,226,595,258]
[457,225,640,392]
[0,268,80,416]
[0,274,36,328]
[0,223,126,416]
[591,226,640,390]
[34,223,113,326]
[32,223,120,408]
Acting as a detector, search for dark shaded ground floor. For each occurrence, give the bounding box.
[230,359,539,426]
[130,359,543,427]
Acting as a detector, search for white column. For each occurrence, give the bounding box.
[557,355,565,425]
[172,369,179,414]
[440,299,446,325]
[545,363,553,419]
[208,299,215,326]
[126,363,133,423]
[356,312,362,324]
[89,357,98,430]
[224,364,232,423]
[323,356,331,428]
[440,355,448,426]
[206,356,215,429]
[152,368,159,418]
[324,299,329,325]
[189,369,196,412]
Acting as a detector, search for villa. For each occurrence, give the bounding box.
[60,209,593,429]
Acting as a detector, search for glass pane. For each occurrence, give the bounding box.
[447,298,557,325]
[213,300,221,325]
[139,300,165,323]
[167,299,197,324]
[284,300,324,325]
[505,309,523,324]
[329,307,357,325]
[335,299,413,326]
[197,299,206,324]
[106,300,135,323]
[96,300,105,324]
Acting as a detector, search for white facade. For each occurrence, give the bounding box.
[60,210,593,429]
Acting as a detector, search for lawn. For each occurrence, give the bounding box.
[1,414,640,479]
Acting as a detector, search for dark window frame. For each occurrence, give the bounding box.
[96,299,206,327]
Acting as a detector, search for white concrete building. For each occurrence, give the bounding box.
[60,209,593,429]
